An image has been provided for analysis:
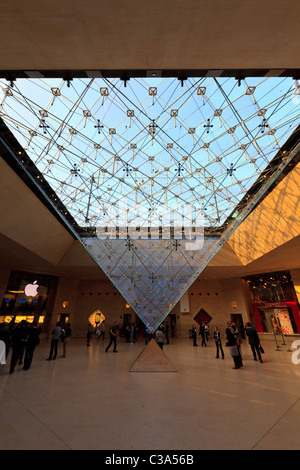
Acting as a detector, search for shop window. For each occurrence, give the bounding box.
[258,307,298,334]
[0,270,57,332]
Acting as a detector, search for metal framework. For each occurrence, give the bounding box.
[1,75,300,330]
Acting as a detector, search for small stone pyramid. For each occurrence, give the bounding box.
[129,339,177,372]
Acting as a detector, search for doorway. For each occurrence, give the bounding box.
[58,313,70,329]
[169,314,177,338]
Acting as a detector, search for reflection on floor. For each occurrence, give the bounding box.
[1,335,300,450]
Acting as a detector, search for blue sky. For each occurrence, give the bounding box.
[0,75,299,228]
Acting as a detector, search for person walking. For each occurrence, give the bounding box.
[106,321,119,352]
[245,322,263,363]
[199,322,207,347]
[46,321,62,360]
[213,326,224,359]
[86,323,94,346]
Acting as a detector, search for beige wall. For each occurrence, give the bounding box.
[227,163,300,265]
[219,277,250,328]
[2,266,297,340]
[173,277,249,339]
[49,276,134,338]
[45,275,251,339]
[175,279,224,338]
[0,159,74,265]
[50,278,247,337]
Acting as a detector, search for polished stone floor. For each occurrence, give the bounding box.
[1,334,300,450]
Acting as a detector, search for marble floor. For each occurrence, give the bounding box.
[0,334,300,451]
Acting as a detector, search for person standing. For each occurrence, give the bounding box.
[226,325,241,369]
[125,323,131,343]
[231,323,243,368]
[192,324,198,347]
[245,322,263,363]
[86,323,94,346]
[61,322,71,358]
[23,322,40,370]
[155,326,164,350]
[144,327,152,345]
[9,321,29,373]
[213,326,224,359]
[164,321,170,345]
[106,321,119,352]
[98,321,105,341]
[95,324,101,340]
[204,322,210,342]
[0,322,10,361]
[17,320,29,365]
[199,322,207,347]
[130,322,138,344]
[46,321,62,360]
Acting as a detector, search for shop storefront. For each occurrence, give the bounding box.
[252,302,300,334]
[0,270,58,332]
[244,270,300,335]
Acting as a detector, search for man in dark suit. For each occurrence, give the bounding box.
[245,322,263,363]
[106,321,119,352]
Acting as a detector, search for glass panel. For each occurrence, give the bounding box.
[1,77,300,330]
[1,77,299,228]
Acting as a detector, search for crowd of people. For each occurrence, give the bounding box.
[0,319,72,373]
[85,318,264,370]
[0,316,264,374]
[191,320,264,369]
[0,320,41,373]
[86,319,171,351]
[225,320,264,369]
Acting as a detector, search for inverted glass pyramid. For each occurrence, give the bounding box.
[1,75,300,330]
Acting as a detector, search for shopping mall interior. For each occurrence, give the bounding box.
[1,0,300,452]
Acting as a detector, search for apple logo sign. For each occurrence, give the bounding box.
[24,281,39,297]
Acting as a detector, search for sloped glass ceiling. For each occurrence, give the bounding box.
[1,76,300,330]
